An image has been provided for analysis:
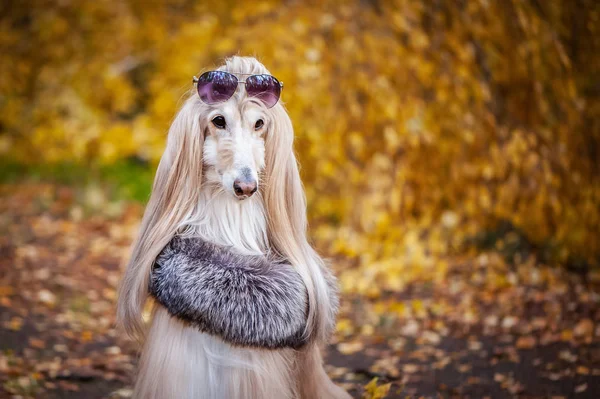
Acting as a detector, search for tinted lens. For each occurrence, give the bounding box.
[245,75,281,108]
[196,71,238,104]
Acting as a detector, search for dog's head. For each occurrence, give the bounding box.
[191,57,289,201]
[151,56,295,208]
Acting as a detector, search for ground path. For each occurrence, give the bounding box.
[1,183,598,398]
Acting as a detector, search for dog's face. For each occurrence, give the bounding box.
[203,101,267,200]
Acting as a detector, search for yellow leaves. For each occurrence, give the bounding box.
[101,74,136,114]
[214,38,237,54]
[560,329,573,342]
[317,160,337,178]
[362,377,391,399]
[336,318,354,336]
[390,302,409,318]
[150,91,178,123]
[80,331,93,343]
[7,317,24,332]
[348,132,365,154]
[383,127,401,153]
[410,30,430,50]
[411,299,427,318]
[2,0,599,273]
[99,124,136,162]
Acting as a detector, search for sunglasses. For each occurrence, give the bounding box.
[192,71,283,108]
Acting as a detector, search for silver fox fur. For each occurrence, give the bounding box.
[150,236,309,349]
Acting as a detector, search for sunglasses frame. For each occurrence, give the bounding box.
[192,71,284,107]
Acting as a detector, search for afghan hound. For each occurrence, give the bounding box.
[117,56,350,399]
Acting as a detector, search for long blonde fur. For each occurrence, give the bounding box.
[117,56,349,399]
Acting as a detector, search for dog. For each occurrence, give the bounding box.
[117,56,350,399]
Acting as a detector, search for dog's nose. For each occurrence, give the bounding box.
[233,179,258,198]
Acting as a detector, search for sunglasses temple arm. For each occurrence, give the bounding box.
[192,76,199,84]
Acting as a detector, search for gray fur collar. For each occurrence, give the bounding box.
[150,236,308,349]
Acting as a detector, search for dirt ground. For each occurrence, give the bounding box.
[1,183,599,398]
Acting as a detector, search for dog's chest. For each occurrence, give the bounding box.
[188,190,269,255]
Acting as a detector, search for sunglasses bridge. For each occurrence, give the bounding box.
[192,75,284,89]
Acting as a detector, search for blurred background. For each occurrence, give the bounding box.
[1,1,599,398]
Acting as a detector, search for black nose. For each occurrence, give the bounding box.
[233,179,258,198]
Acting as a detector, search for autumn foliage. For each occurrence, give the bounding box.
[2,0,599,293]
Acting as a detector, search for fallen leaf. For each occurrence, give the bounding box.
[575,383,587,393]
[574,319,594,337]
[337,341,364,355]
[402,364,419,374]
[516,336,536,349]
[38,289,57,306]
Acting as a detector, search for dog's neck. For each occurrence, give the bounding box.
[180,185,269,255]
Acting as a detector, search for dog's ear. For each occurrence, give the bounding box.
[154,100,205,206]
[263,104,338,345]
[263,105,304,246]
[117,96,205,341]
